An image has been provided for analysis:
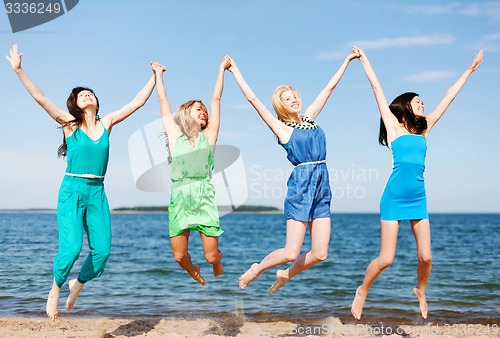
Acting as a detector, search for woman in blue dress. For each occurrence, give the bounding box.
[226,52,358,295]
[350,47,483,320]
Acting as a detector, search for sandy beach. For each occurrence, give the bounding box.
[1,316,499,338]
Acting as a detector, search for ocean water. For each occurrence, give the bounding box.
[0,212,498,325]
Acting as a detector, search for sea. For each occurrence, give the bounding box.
[0,212,499,326]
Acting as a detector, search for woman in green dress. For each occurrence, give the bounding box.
[152,57,230,285]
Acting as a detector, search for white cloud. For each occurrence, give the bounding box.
[459,2,500,20]
[400,3,461,15]
[477,33,500,52]
[400,2,500,20]
[402,71,456,83]
[317,34,455,61]
[316,51,346,61]
[353,34,455,49]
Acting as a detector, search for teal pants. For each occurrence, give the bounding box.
[53,176,111,288]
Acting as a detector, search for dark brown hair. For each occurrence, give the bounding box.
[379,92,427,147]
[57,87,100,157]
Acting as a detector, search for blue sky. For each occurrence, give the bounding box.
[1,0,499,212]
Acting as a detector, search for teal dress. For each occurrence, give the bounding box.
[168,132,223,237]
[380,134,428,221]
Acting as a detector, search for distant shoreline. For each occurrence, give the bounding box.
[0,209,57,214]
[1,209,499,215]
[0,209,284,214]
[112,205,282,214]
[0,205,285,214]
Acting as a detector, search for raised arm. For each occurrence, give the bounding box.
[303,52,358,120]
[204,55,231,146]
[227,56,289,142]
[101,66,156,131]
[5,44,73,125]
[424,50,483,135]
[354,46,399,137]
[154,62,181,150]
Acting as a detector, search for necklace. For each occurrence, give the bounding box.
[284,115,318,130]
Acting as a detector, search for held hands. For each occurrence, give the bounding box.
[352,46,366,61]
[151,61,166,74]
[5,44,23,73]
[347,48,361,62]
[225,55,237,73]
[220,55,231,71]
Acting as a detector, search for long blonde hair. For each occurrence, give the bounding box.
[164,100,208,163]
[271,85,301,122]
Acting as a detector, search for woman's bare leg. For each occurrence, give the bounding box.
[66,279,84,312]
[199,233,224,277]
[269,217,331,295]
[411,218,432,319]
[170,231,205,285]
[239,219,307,288]
[351,220,400,320]
[46,280,60,321]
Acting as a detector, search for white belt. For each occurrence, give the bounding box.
[295,159,327,167]
[65,173,105,179]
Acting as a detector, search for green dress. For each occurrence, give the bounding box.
[168,132,223,237]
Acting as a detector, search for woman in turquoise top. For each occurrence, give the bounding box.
[227,52,358,295]
[6,44,158,321]
[153,57,230,286]
[350,47,483,320]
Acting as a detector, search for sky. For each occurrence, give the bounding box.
[0,0,499,213]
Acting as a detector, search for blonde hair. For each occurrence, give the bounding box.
[164,100,208,163]
[174,100,208,137]
[271,85,301,122]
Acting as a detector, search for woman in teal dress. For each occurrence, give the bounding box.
[350,47,483,320]
[226,52,358,295]
[6,44,158,321]
[153,57,230,285]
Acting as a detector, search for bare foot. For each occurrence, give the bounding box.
[268,269,289,296]
[413,287,428,319]
[46,284,60,321]
[66,279,84,312]
[239,263,260,289]
[213,251,224,278]
[192,264,205,286]
[351,286,368,320]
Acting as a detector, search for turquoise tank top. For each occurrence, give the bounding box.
[65,123,110,176]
